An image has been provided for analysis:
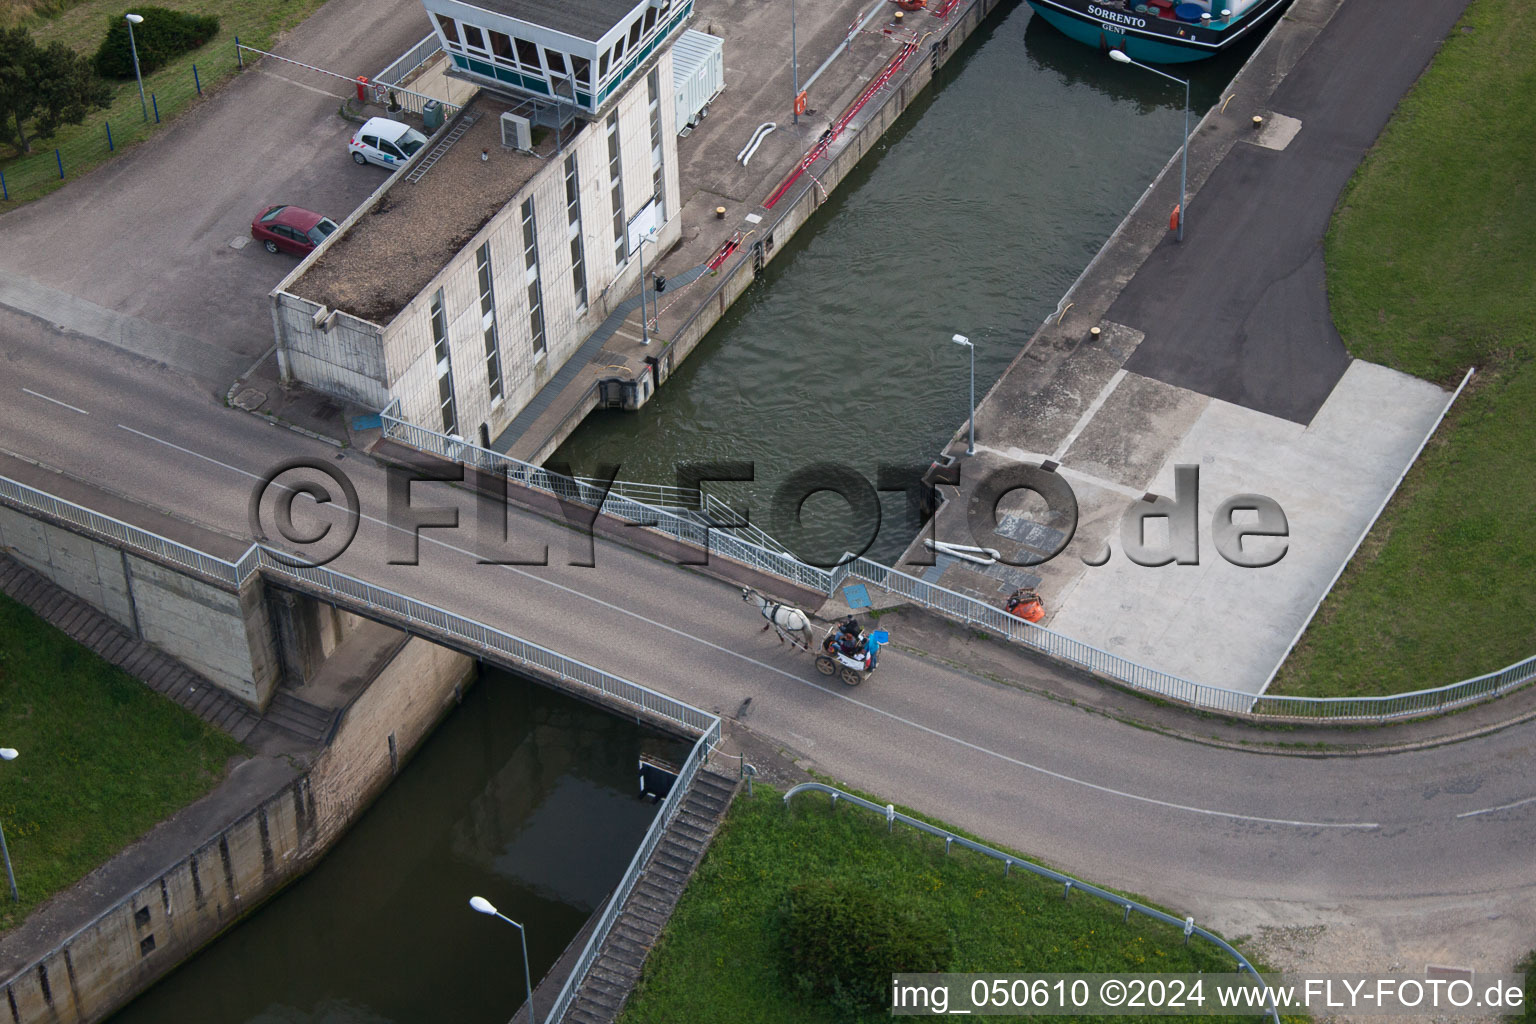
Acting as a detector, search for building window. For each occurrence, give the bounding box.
[476,243,503,401]
[462,24,486,52]
[607,112,626,267]
[545,49,566,74]
[489,31,514,63]
[515,37,541,70]
[598,51,610,80]
[521,198,546,356]
[643,7,657,33]
[436,14,459,45]
[429,288,457,435]
[572,56,591,87]
[628,19,643,48]
[565,154,588,311]
[647,68,666,222]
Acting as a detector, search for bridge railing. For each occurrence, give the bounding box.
[782,783,1279,1024]
[0,475,250,588]
[3,471,1533,723]
[379,403,830,591]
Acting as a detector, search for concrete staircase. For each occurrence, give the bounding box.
[561,766,739,1024]
[0,553,261,741]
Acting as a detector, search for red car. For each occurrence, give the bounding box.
[250,205,340,256]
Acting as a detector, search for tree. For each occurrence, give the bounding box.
[0,27,112,155]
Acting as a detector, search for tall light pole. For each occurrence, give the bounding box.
[951,333,974,456]
[791,0,799,125]
[1,747,18,903]
[125,14,148,123]
[1109,49,1189,242]
[635,231,656,346]
[470,896,535,1023]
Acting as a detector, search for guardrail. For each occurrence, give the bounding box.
[782,783,1280,1024]
[544,720,720,1023]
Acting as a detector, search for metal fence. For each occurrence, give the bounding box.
[376,33,442,88]
[544,720,720,1023]
[1,44,237,204]
[782,783,1280,1024]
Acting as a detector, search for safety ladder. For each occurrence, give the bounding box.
[405,112,478,183]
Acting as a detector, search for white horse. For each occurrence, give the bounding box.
[741,587,812,649]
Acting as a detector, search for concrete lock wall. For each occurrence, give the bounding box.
[307,637,476,842]
[0,636,476,1024]
[269,590,367,688]
[0,507,282,708]
[666,0,1000,371]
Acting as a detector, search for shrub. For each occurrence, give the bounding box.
[778,878,953,1016]
[93,7,218,79]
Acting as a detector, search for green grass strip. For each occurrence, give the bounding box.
[1,0,332,206]
[0,591,243,934]
[1273,0,1536,698]
[620,783,1258,1024]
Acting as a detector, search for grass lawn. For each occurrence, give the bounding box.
[620,784,1257,1024]
[1272,0,1536,698]
[0,592,244,934]
[1,0,332,207]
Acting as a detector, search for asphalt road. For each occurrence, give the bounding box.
[2,309,1533,971]
[0,0,433,389]
[1115,0,1470,424]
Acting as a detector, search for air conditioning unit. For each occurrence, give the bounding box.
[500,112,532,152]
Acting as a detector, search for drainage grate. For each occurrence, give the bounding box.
[405,113,479,183]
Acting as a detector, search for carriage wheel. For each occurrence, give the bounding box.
[839,667,863,687]
[815,655,837,676]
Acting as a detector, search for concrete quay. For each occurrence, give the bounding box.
[486,0,1011,463]
[893,0,1475,697]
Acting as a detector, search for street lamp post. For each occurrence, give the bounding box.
[125,14,148,123]
[1109,49,1189,242]
[1,747,18,903]
[470,896,535,1023]
[791,0,800,125]
[635,231,657,346]
[951,334,974,456]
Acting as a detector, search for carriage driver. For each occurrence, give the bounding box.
[836,616,863,656]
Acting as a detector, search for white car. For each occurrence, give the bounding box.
[348,117,429,169]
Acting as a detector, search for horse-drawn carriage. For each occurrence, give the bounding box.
[742,588,887,687]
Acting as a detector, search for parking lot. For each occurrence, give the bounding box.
[0,0,436,390]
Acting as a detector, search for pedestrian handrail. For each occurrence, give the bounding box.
[2,471,1534,723]
[782,783,1280,1024]
[376,33,441,87]
[544,718,720,1023]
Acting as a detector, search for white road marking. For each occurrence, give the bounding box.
[1456,794,1536,819]
[116,422,1378,831]
[22,387,89,415]
[1051,368,1126,462]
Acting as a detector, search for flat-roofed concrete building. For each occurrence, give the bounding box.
[268,0,686,442]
